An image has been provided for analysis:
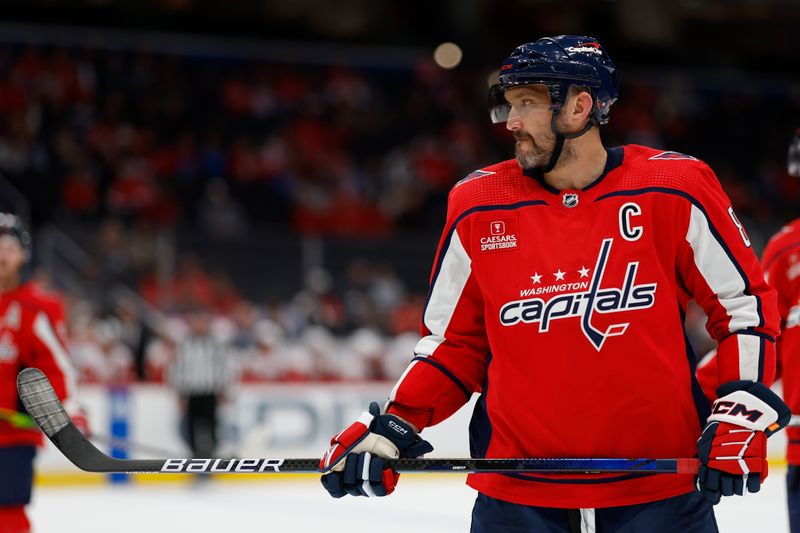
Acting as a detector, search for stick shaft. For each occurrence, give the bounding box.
[18,367,701,475]
[51,423,700,474]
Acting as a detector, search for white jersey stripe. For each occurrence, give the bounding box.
[414,335,445,357]
[422,229,472,346]
[389,228,472,406]
[736,334,761,381]
[387,359,419,404]
[686,204,760,332]
[33,311,76,400]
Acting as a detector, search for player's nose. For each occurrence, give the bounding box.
[506,115,523,132]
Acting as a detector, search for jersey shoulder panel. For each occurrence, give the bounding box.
[16,282,65,319]
[448,159,539,220]
[763,219,800,269]
[615,144,712,196]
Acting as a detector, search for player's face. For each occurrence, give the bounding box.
[504,85,571,171]
[0,236,25,281]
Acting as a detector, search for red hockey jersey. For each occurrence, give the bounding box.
[0,281,75,447]
[387,145,778,508]
[761,219,800,464]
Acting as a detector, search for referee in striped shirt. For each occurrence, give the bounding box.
[169,307,233,459]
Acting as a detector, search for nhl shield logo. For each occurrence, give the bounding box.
[562,193,579,208]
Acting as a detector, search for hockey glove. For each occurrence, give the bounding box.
[696,380,791,504]
[319,401,433,498]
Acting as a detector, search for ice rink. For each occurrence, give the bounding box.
[29,468,790,532]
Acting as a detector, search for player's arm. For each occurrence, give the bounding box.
[319,190,490,498]
[24,299,88,434]
[675,162,790,503]
[761,242,795,383]
[384,209,490,431]
[694,242,791,400]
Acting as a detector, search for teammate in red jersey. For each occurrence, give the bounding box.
[698,130,800,531]
[319,36,790,532]
[0,213,83,533]
[761,131,800,532]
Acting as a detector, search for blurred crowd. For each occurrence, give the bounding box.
[0,44,496,235]
[1,44,799,237]
[2,42,799,385]
[44,255,425,385]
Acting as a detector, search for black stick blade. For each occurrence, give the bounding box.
[17,367,70,438]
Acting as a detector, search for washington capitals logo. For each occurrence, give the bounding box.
[498,238,657,350]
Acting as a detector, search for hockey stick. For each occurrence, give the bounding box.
[89,433,186,458]
[2,393,183,456]
[17,367,700,475]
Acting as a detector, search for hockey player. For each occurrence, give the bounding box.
[696,131,800,531]
[744,131,800,532]
[756,130,800,532]
[319,36,790,532]
[0,213,85,533]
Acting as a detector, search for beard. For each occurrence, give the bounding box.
[514,129,575,172]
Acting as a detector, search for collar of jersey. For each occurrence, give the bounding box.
[523,146,624,197]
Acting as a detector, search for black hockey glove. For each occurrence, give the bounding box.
[319,402,433,497]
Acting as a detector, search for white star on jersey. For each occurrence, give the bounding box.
[531,273,542,284]
[578,266,590,278]
[554,269,566,281]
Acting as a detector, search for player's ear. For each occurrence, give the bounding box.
[566,89,593,126]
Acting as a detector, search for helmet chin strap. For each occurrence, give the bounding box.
[536,111,596,174]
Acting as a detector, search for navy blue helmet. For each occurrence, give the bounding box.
[489,35,619,126]
[789,129,800,177]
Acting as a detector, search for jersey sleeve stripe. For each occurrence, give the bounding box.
[728,329,775,343]
[422,229,472,341]
[686,204,761,332]
[387,359,418,404]
[415,334,445,357]
[386,356,472,405]
[736,333,763,381]
[408,356,471,399]
[33,311,76,399]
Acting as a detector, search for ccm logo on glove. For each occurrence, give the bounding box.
[388,420,408,435]
[711,401,763,422]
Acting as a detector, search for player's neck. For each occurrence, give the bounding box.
[542,135,607,191]
[0,274,21,293]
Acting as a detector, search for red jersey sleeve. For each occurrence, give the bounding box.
[675,163,779,388]
[386,188,490,430]
[762,243,794,383]
[23,296,76,405]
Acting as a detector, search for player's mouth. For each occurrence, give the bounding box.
[513,133,534,145]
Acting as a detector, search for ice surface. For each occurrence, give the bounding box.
[28,468,789,532]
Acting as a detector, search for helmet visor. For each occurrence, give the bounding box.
[488,84,559,124]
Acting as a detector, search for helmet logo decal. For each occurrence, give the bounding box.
[566,44,603,55]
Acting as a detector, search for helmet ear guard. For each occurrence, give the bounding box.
[789,129,800,177]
